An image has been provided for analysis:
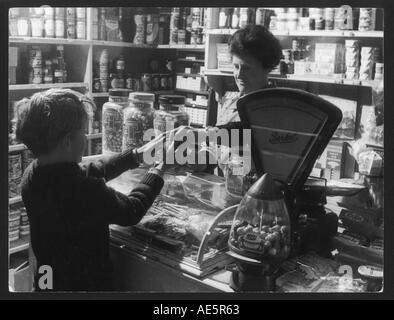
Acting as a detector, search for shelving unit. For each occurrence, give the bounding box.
[9,36,91,46]
[177,58,205,63]
[206,28,383,38]
[177,73,204,78]
[157,44,205,50]
[9,82,89,91]
[175,88,209,95]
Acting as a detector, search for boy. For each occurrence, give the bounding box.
[16,89,176,291]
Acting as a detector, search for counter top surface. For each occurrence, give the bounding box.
[107,168,374,293]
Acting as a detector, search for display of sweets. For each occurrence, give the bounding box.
[231,220,291,258]
[154,95,189,134]
[102,89,131,154]
[122,92,155,150]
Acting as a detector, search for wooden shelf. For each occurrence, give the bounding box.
[9,144,27,153]
[9,83,88,91]
[177,73,204,78]
[175,88,209,95]
[185,103,208,109]
[9,236,30,255]
[9,196,23,206]
[157,44,205,51]
[204,69,233,77]
[91,40,155,48]
[274,74,380,87]
[206,29,383,38]
[9,36,91,46]
[87,133,102,140]
[204,69,380,87]
[177,58,205,63]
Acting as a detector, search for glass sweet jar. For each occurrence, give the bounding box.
[228,173,291,272]
[102,89,131,154]
[122,92,155,151]
[154,95,189,133]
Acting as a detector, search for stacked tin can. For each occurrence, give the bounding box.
[91,8,99,40]
[133,8,147,45]
[54,45,67,83]
[170,7,180,45]
[29,46,43,84]
[55,8,65,38]
[43,6,55,37]
[359,46,374,81]
[30,8,44,37]
[99,49,109,92]
[374,62,383,81]
[359,8,376,31]
[345,40,360,80]
[66,8,76,39]
[76,8,86,39]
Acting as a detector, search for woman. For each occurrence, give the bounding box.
[187,25,282,173]
[214,24,282,126]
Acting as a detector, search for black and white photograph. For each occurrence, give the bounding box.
[4,1,389,300]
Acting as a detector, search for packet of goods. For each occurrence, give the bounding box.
[358,150,383,176]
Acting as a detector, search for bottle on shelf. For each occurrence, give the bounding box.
[99,7,107,41]
[133,7,147,45]
[219,8,233,29]
[232,8,240,29]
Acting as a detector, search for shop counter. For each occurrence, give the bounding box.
[107,168,380,293]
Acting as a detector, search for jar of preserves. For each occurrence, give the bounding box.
[122,92,155,150]
[102,89,131,154]
[154,95,189,134]
[141,73,152,92]
[76,19,86,39]
[30,15,44,37]
[225,152,250,198]
[55,16,65,38]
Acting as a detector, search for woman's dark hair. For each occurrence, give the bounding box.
[15,89,92,157]
[228,24,282,72]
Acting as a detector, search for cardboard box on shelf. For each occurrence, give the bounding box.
[314,43,345,76]
[319,95,357,139]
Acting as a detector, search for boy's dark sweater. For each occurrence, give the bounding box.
[20,149,164,292]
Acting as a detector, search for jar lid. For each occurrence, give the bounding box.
[109,88,132,97]
[159,95,185,105]
[129,92,155,101]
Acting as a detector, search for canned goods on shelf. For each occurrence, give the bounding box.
[55,8,65,18]
[55,18,65,38]
[44,18,55,37]
[160,74,168,90]
[76,19,86,39]
[141,73,152,92]
[76,8,86,20]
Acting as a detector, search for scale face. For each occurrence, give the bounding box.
[237,88,342,195]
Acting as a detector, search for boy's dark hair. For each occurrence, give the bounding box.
[228,24,282,72]
[15,89,91,157]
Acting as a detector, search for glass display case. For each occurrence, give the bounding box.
[109,169,240,277]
